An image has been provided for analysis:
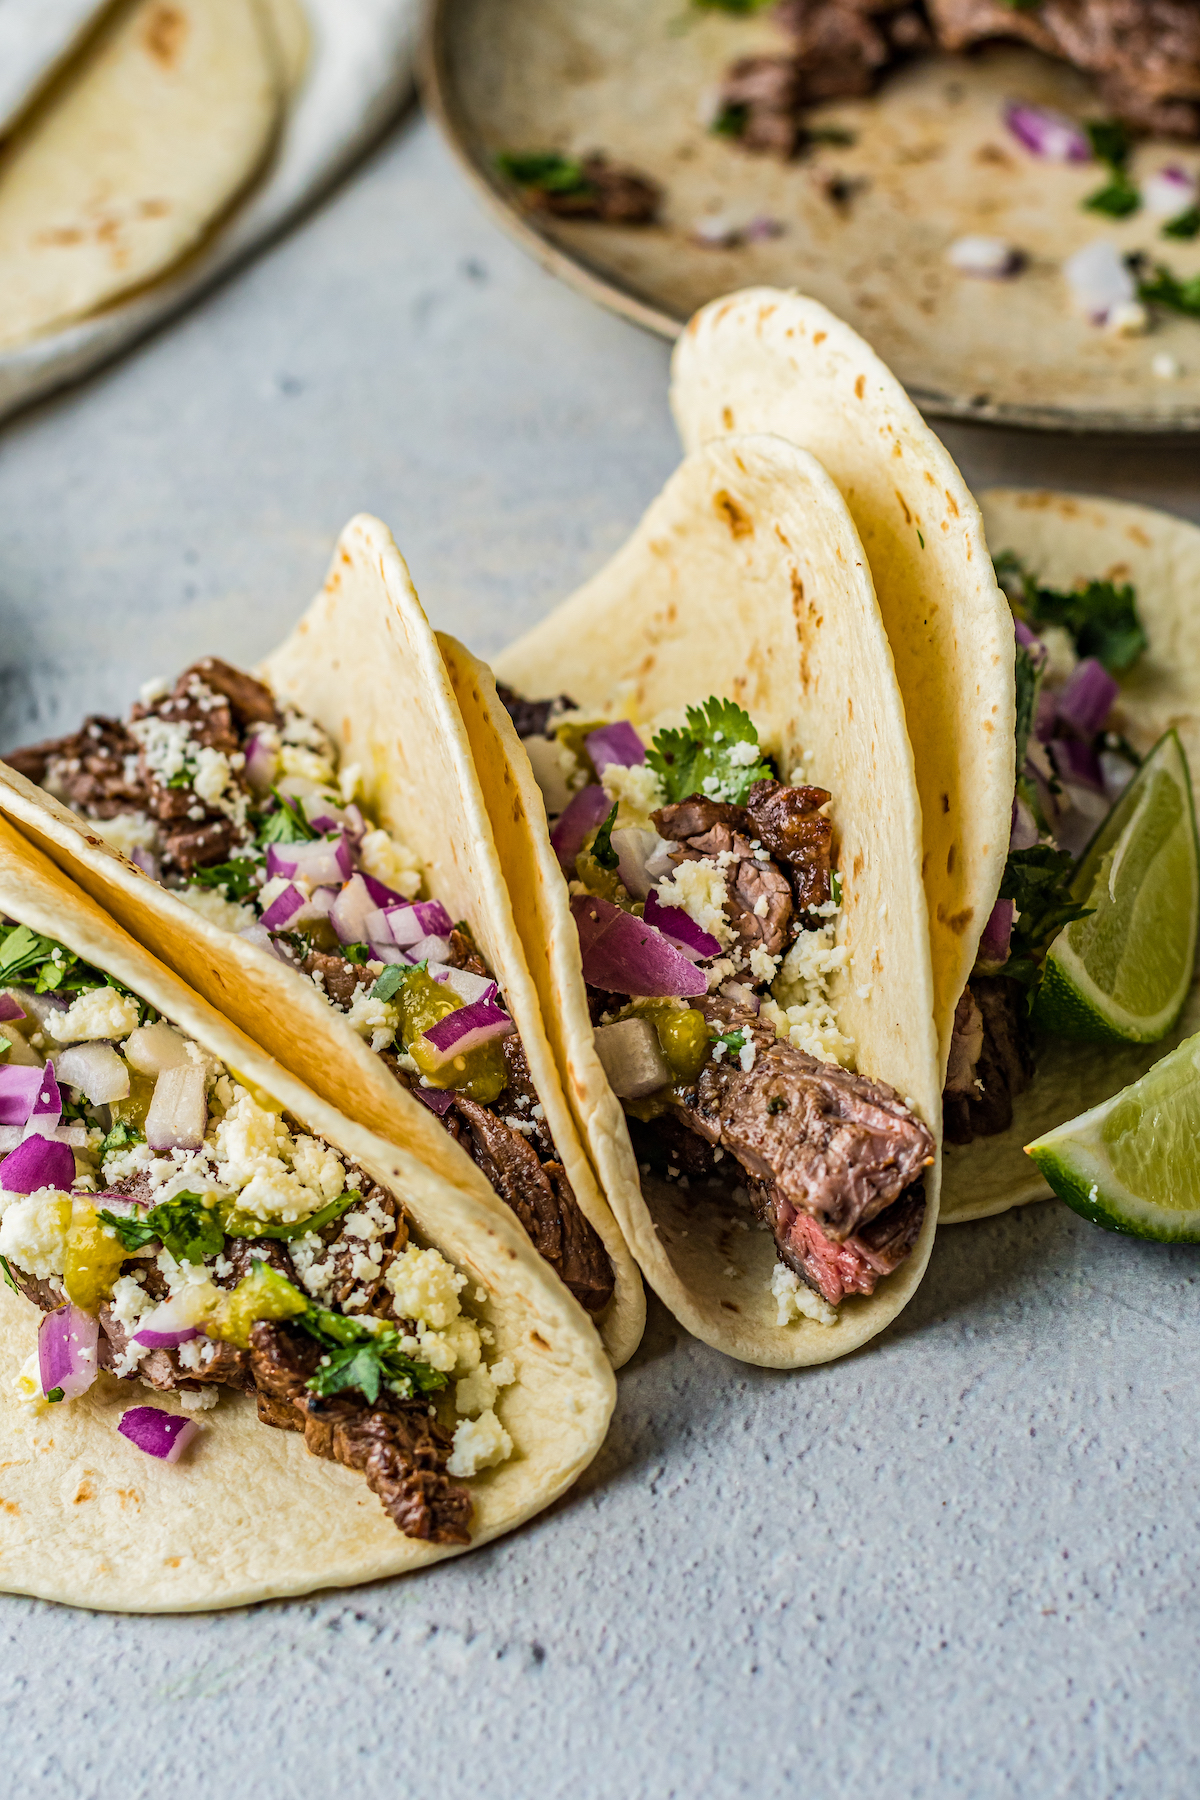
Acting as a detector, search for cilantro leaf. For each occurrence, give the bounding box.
[1138,262,1200,319]
[996,551,1147,675]
[647,698,773,805]
[1163,206,1200,242]
[188,858,262,900]
[496,152,594,197]
[711,102,748,140]
[998,846,1093,991]
[592,802,620,871]
[0,922,142,1005]
[222,1191,358,1241]
[0,1255,19,1295]
[258,788,316,845]
[46,1387,64,1404]
[299,1307,448,1403]
[99,1191,225,1264]
[100,1120,144,1157]
[371,962,414,1002]
[1084,173,1140,218]
[710,1027,747,1055]
[1085,118,1131,170]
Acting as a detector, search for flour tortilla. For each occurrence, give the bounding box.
[0,515,644,1368]
[670,288,1016,1082]
[0,814,615,1613]
[938,490,1200,1224]
[0,0,284,353]
[487,434,942,1367]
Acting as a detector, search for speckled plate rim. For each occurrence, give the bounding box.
[419,0,1200,436]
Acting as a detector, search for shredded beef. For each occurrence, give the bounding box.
[447,925,491,979]
[298,948,376,1008]
[248,1321,471,1544]
[5,716,149,818]
[494,685,576,741]
[752,1176,927,1305]
[673,1000,934,1243]
[654,797,751,841]
[181,658,279,728]
[942,975,1035,1144]
[534,155,661,223]
[450,1094,615,1315]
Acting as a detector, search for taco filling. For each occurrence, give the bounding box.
[0,917,522,1542]
[942,551,1152,1144]
[8,659,615,1318]
[499,689,934,1318]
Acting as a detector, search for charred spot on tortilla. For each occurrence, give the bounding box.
[714,490,754,538]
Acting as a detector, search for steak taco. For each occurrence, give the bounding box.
[446,433,942,1367]
[0,515,643,1366]
[0,815,614,1612]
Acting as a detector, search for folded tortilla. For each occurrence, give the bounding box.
[0,515,644,1367]
[471,433,942,1367]
[0,814,615,1612]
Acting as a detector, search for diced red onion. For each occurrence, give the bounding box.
[364,910,409,964]
[0,994,26,1024]
[330,873,377,946]
[436,968,496,1006]
[407,934,452,965]
[266,834,351,887]
[144,1065,208,1152]
[38,1304,99,1402]
[133,1290,209,1348]
[1014,616,1047,669]
[1004,102,1090,163]
[0,1132,76,1192]
[412,1084,456,1116]
[420,996,515,1068]
[117,1407,199,1463]
[571,895,708,998]
[592,1017,670,1100]
[1010,796,1039,852]
[343,805,368,846]
[1143,165,1197,216]
[385,900,455,945]
[357,871,410,909]
[1050,737,1105,796]
[644,890,722,961]
[611,827,660,901]
[302,793,347,833]
[719,981,760,1014]
[0,1064,44,1125]
[243,731,279,794]
[130,845,161,881]
[261,882,308,931]
[24,1062,62,1136]
[55,1042,130,1105]
[1034,685,1058,745]
[585,721,645,774]
[238,922,284,960]
[550,785,611,871]
[1057,658,1119,738]
[9,987,67,1026]
[978,899,1014,967]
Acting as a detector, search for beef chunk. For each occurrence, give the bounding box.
[718,55,808,157]
[744,779,833,913]
[181,657,280,728]
[627,1110,718,1179]
[6,716,150,819]
[494,685,576,741]
[248,1321,471,1543]
[497,1034,556,1160]
[667,818,794,958]
[753,1176,927,1305]
[653,797,751,841]
[447,924,491,979]
[942,976,1035,1145]
[159,816,242,875]
[95,1292,253,1391]
[298,948,376,1009]
[675,1001,935,1242]
[452,1095,615,1316]
[535,155,661,223]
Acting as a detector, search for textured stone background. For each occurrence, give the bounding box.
[0,107,1197,1800]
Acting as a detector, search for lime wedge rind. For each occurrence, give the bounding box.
[1032,730,1200,1045]
[1026,1029,1200,1243]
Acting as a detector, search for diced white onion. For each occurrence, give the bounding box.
[946,235,1020,279]
[593,1018,670,1100]
[124,1022,193,1077]
[55,1042,131,1105]
[144,1065,208,1152]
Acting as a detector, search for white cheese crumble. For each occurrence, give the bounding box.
[109,1273,153,1333]
[771,1263,836,1327]
[447,1408,513,1478]
[385,1244,467,1330]
[47,987,140,1043]
[192,746,233,806]
[655,859,733,947]
[93,813,160,860]
[129,714,192,785]
[761,928,854,1067]
[600,761,665,831]
[278,743,337,789]
[727,738,762,767]
[175,886,256,934]
[344,987,399,1049]
[0,1191,72,1277]
[357,827,422,898]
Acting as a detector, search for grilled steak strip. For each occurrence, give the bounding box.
[249,1321,472,1544]
[6,716,149,818]
[750,1175,927,1305]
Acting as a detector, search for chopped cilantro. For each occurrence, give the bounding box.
[1084,118,1131,171]
[300,1307,448,1404]
[495,152,594,197]
[258,788,316,844]
[1082,119,1139,219]
[1137,262,1200,319]
[371,962,416,1002]
[829,871,843,908]
[0,1035,9,1058]
[100,1119,144,1157]
[99,1191,225,1265]
[998,846,1093,992]
[995,551,1147,676]
[165,767,195,790]
[46,1387,64,1404]
[1163,207,1200,242]
[648,698,773,805]
[0,921,141,1005]
[342,943,371,966]
[710,1027,747,1055]
[189,858,262,899]
[711,102,748,140]
[592,803,620,872]
[767,1095,787,1114]
[0,1255,18,1295]
[1084,173,1140,218]
[222,1191,359,1241]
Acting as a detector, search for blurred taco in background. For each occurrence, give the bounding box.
[445,433,942,1367]
[0,815,614,1612]
[0,515,643,1365]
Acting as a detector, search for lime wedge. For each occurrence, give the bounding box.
[1033,730,1199,1043]
[1026,1030,1200,1240]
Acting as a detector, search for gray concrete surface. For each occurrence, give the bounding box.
[1,108,1198,1800]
